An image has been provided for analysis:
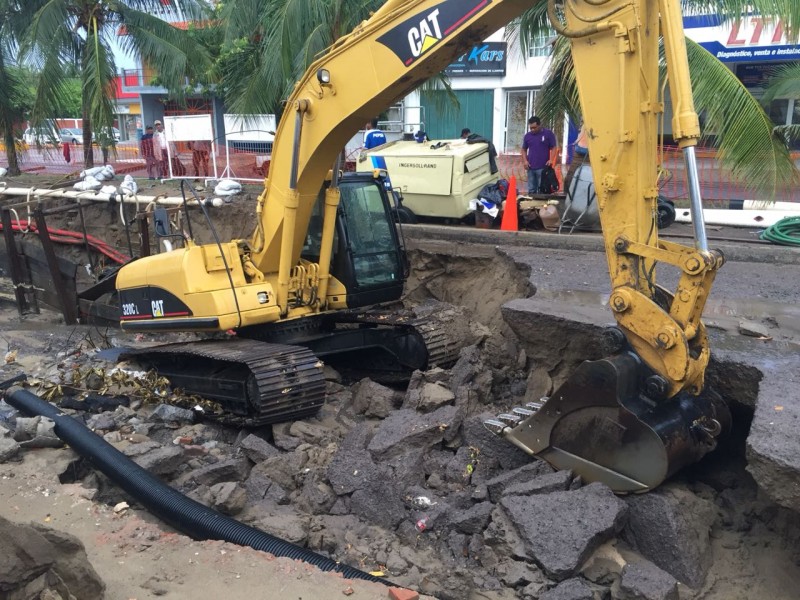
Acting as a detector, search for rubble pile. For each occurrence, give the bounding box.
[0,515,105,600]
[3,319,799,600]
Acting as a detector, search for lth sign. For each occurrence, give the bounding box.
[726,18,788,46]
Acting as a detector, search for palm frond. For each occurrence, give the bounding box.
[774,124,800,144]
[686,39,799,196]
[115,6,211,92]
[82,20,116,138]
[504,2,550,67]
[536,36,578,126]
[760,62,800,104]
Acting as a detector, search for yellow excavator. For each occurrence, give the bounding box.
[112,0,726,492]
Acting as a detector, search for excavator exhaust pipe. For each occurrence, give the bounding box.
[486,351,729,493]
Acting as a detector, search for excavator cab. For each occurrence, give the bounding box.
[301,171,407,309]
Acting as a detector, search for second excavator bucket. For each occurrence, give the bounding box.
[486,350,727,493]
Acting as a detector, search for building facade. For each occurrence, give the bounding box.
[400,15,800,154]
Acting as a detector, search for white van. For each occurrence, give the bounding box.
[23,122,59,146]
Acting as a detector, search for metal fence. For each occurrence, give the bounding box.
[0,140,270,181]
[2,141,798,203]
[496,146,800,203]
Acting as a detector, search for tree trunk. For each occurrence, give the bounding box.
[81,68,94,168]
[2,126,21,176]
[0,51,21,176]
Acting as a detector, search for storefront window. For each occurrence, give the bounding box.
[768,100,789,126]
[528,29,556,58]
[505,90,540,153]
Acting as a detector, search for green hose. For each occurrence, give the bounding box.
[760,216,800,246]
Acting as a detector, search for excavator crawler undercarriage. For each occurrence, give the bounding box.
[121,307,472,427]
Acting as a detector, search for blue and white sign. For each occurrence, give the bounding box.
[445,42,506,77]
[684,14,800,63]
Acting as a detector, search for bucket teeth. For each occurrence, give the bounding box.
[526,401,544,411]
[497,413,521,427]
[483,419,509,435]
[512,407,534,417]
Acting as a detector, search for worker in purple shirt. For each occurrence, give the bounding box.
[520,116,557,195]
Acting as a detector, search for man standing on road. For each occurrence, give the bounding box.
[140,126,158,180]
[521,116,557,195]
[153,120,169,178]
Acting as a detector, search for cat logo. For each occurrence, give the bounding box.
[377,0,493,67]
[151,299,165,318]
[408,9,443,59]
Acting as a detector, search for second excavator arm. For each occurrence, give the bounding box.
[491,0,726,491]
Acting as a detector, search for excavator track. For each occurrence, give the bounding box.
[119,305,470,427]
[333,307,467,368]
[121,339,325,428]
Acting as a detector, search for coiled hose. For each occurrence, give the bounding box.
[760,216,800,246]
[3,385,392,587]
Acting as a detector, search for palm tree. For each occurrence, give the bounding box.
[23,0,210,168]
[510,0,800,196]
[761,62,800,145]
[0,0,34,176]
[217,0,385,116]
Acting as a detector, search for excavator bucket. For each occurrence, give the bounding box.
[485,351,727,493]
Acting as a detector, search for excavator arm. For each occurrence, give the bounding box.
[555,0,723,399]
[489,0,726,491]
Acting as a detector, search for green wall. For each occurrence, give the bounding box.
[420,89,494,141]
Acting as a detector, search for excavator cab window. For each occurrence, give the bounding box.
[301,198,327,258]
[339,178,400,287]
[322,173,406,308]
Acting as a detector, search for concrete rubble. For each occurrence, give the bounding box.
[1,228,800,599]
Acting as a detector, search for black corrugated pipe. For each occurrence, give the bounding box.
[3,385,393,586]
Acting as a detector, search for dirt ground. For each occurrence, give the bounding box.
[2,172,800,599]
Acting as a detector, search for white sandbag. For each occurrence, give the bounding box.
[119,174,138,196]
[74,176,102,191]
[80,166,105,178]
[94,165,115,182]
[214,179,242,196]
[0,167,7,178]
[100,185,117,195]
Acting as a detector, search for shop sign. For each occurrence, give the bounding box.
[684,15,800,62]
[445,42,506,77]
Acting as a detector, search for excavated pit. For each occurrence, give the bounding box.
[2,193,800,599]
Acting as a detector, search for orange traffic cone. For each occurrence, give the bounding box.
[500,175,518,231]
